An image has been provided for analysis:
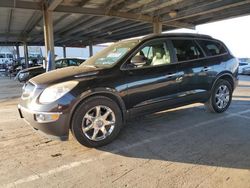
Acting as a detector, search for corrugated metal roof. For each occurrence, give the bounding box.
[0,0,250,46]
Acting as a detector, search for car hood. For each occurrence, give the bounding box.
[30,66,99,86]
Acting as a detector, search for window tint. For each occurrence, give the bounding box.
[172,39,204,62]
[198,40,227,56]
[61,60,68,67]
[55,60,68,68]
[68,59,78,66]
[128,40,171,68]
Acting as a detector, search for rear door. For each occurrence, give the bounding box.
[170,38,213,101]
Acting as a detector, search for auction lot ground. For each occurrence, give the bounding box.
[0,75,250,188]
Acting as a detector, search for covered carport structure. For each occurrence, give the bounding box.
[0,0,250,68]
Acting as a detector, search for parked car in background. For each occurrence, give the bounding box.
[238,58,250,75]
[18,33,238,147]
[0,52,15,72]
[17,58,85,82]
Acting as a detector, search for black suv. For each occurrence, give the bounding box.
[18,33,238,147]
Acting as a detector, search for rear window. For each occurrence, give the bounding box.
[171,39,204,62]
[198,40,227,56]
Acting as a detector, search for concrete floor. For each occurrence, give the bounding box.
[0,76,250,188]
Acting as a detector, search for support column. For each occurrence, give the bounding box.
[153,22,162,34]
[43,4,55,70]
[89,44,93,57]
[63,45,66,58]
[23,42,29,68]
[15,45,20,60]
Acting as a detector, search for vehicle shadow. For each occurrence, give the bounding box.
[99,100,250,170]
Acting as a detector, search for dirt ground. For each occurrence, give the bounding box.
[0,76,250,188]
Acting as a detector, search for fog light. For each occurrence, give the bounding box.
[35,113,60,123]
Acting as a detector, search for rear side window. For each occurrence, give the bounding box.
[171,39,204,62]
[198,40,227,56]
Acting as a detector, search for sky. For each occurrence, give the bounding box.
[168,15,250,58]
[15,15,250,59]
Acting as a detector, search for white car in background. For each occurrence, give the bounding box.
[238,58,250,75]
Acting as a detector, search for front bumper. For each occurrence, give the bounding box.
[18,104,69,141]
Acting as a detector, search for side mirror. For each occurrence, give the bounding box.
[131,55,146,67]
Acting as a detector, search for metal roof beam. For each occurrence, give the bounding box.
[60,16,102,35]
[106,0,124,10]
[55,15,92,34]
[66,18,126,37]
[111,0,139,10]
[0,0,41,10]
[23,12,42,35]
[66,21,146,41]
[48,0,63,11]
[0,1,192,29]
[0,1,154,22]
[110,28,152,40]
[188,3,250,25]
[79,0,91,7]
[130,0,185,14]
[54,5,155,22]
[161,0,250,23]
[165,21,195,29]
[54,14,71,26]
[93,22,149,39]
[27,17,43,34]
[7,9,13,33]
[105,25,152,40]
[156,0,208,15]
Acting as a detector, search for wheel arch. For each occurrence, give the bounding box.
[68,88,127,129]
[212,72,235,91]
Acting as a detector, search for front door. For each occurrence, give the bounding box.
[122,39,180,116]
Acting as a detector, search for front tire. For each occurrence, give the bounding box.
[71,96,123,147]
[205,79,232,113]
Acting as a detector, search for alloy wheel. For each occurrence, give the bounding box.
[81,105,116,141]
[215,85,230,109]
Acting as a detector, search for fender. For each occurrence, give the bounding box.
[68,87,128,128]
[211,71,235,91]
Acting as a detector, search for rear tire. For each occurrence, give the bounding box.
[205,79,232,113]
[71,96,123,147]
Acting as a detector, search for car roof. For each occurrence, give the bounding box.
[142,33,213,40]
[118,33,214,44]
[56,58,85,60]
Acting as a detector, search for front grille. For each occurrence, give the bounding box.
[21,81,36,99]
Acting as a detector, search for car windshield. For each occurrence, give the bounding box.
[81,40,139,68]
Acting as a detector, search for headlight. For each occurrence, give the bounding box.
[39,81,78,104]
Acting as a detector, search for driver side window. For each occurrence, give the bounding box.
[128,40,171,68]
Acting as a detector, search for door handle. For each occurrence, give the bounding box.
[202,67,212,72]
